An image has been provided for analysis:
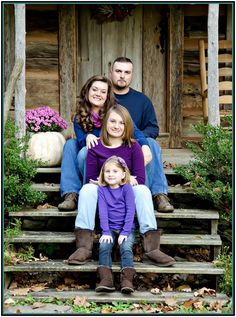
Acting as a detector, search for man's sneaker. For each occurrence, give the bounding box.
[58,192,78,211]
[153,193,174,213]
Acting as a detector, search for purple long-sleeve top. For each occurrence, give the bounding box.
[98,184,136,236]
[86,140,145,184]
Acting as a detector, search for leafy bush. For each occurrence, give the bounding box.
[4,120,46,212]
[174,120,232,221]
[214,246,232,296]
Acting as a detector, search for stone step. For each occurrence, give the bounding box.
[4,260,224,275]
[8,208,219,220]
[31,183,195,193]
[6,232,222,246]
[3,289,229,305]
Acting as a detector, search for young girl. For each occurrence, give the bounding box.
[95,156,136,294]
[68,105,175,268]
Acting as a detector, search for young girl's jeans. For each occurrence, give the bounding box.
[99,230,136,269]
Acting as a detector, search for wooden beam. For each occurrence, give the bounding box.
[58,5,77,137]
[14,4,26,138]
[167,5,184,148]
[207,4,220,126]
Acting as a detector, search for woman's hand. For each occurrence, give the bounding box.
[129,175,138,186]
[86,134,99,149]
[99,235,113,244]
[118,235,127,245]
[89,179,98,185]
[141,145,152,165]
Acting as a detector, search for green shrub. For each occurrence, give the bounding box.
[214,246,232,296]
[174,120,232,221]
[4,120,46,212]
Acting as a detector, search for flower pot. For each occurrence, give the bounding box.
[26,132,66,167]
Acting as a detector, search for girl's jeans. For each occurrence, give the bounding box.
[75,184,157,234]
[60,138,168,197]
[99,230,136,269]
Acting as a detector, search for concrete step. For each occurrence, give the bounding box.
[8,208,219,220]
[31,183,195,193]
[4,260,224,275]
[6,232,222,246]
[3,289,229,305]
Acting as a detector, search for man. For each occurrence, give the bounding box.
[110,57,173,212]
[58,57,173,213]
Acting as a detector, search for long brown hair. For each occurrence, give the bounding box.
[75,75,116,132]
[100,104,135,147]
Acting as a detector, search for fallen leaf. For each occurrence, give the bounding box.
[16,309,22,314]
[165,297,177,307]
[4,298,15,305]
[193,300,204,310]
[74,296,90,307]
[183,299,195,308]
[37,203,56,209]
[176,284,192,292]
[194,287,216,297]
[32,302,45,309]
[10,287,30,296]
[31,283,48,292]
[150,287,162,294]
[9,282,18,289]
[163,283,173,291]
[101,307,112,313]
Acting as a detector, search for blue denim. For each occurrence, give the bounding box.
[145,138,168,195]
[75,184,157,234]
[99,230,136,269]
[60,137,168,196]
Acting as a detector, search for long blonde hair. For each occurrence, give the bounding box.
[98,156,131,186]
[100,104,135,147]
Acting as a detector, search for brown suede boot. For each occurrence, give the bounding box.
[95,266,115,292]
[153,193,174,213]
[58,192,78,211]
[67,229,93,265]
[142,230,175,267]
[120,268,136,294]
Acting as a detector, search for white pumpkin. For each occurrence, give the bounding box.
[27,132,66,166]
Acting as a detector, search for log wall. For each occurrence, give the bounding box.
[25,5,59,111]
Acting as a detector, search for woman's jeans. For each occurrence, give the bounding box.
[75,184,157,234]
[99,230,136,269]
[60,137,168,197]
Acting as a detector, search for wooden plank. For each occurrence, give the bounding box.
[143,5,166,132]
[7,232,222,246]
[219,95,232,104]
[77,5,102,90]
[219,81,232,91]
[3,289,229,305]
[58,5,77,135]
[31,183,195,194]
[8,208,219,220]
[102,5,143,91]
[4,260,224,274]
[167,5,184,148]
[206,54,232,63]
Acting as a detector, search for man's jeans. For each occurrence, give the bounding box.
[99,230,136,269]
[60,137,168,197]
[75,184,157,234]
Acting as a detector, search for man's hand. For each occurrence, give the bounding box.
[118,235,127,245]
[86,134,99,149]
[99,235,113,244]
[142,145,152,165]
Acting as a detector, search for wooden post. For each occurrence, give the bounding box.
[207,4,220,126]
[58,5,77,138]
[167,5,184,148]
[4,59,23,126]
[14,4,26,138]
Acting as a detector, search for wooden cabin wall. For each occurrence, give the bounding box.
[4,5,15,93]
[182,4,227,140]
[25,5,59,111]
